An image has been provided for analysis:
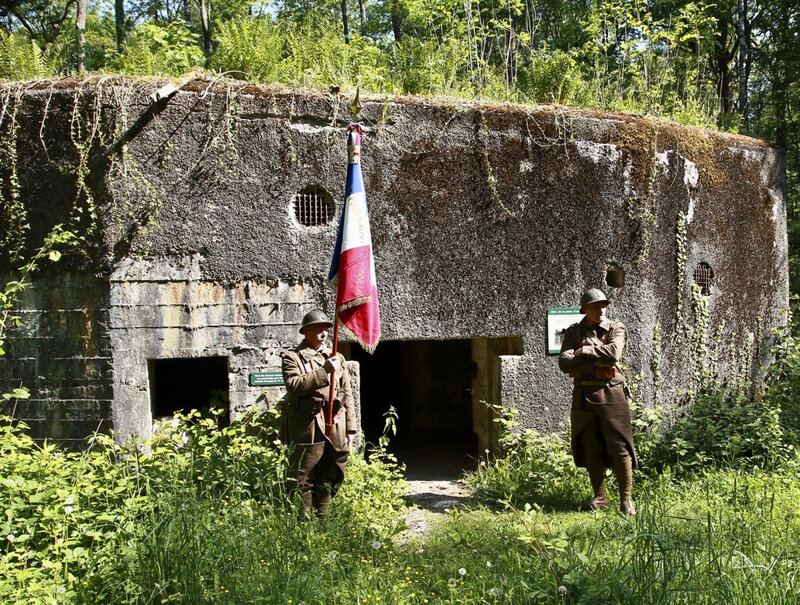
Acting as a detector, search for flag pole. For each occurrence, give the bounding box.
[325,311,339,436]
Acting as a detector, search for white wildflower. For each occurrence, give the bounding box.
[488,587,503,597]
[56,586,66,595]
[360,459,368,466]
[6,533,14,542]
[448,578,458,586]
[64,506,74,514]
[558,585,568,595]
[65,496,75,505]
[369,540,382,550]
[486,560,493,567]
[458,567,467,576]
[326,551,338,560]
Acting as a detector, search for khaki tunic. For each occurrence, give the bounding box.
[280,342,356,491]
[558,318,638,469]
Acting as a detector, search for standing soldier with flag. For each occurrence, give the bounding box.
[282,117,381,522]
[281,309,356,522]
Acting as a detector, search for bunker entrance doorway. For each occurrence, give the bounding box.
[350,339,477,479]
[149,357,230,426]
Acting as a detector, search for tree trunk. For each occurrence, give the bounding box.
[76,0,87,72]
[390,1,403,42]
[506,14,517,94]
[184,0,192,27]
[737,0,748,120]
[359,0,366,35]
[114,0,125,51]
[772,6,788,152]
[199,0,211,55]
[715,17,736,115]
[341,0,350,44]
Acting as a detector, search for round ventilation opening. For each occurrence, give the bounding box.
[294,186,334,227]
[693,262,714,295]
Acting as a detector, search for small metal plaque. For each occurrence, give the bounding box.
[249,371,284,387]
[547,308,583,355]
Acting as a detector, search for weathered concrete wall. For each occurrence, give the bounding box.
[0,77,788,448]
[0,274,112,447]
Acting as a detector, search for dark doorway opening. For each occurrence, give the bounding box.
[350,339,477,479]
[149,357,230,423]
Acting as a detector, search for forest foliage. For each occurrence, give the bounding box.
[0,1,798,223]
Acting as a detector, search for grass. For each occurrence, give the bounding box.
[399,467,800,605]
[2,409,800,604]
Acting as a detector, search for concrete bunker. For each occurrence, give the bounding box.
[0,78,789,463]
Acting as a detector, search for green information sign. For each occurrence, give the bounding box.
[546,307,583,355]
[249,371,284,387]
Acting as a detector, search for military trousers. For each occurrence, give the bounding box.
[576,403,631,463]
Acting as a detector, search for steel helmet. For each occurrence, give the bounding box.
[299,309,333,333]
[580,288,609,312]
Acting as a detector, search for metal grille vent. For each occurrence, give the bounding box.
[294,187,333,227]
[693,262,714,295]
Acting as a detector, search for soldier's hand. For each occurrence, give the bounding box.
[324,356,341,373]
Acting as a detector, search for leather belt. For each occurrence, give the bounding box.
[577,380,609,386]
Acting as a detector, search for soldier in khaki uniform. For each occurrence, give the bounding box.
[558,289,638,515]
[280,309,356,522]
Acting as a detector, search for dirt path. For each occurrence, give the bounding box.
[397,478,477,544]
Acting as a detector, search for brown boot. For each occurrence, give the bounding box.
[581,494,609,511]
[581,458,609,511]
[313,491,332,525]
[299,491,312,519]
[612,455,636,515]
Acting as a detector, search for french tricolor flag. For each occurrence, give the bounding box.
[328,122,381,353]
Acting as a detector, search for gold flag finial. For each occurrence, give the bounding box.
[351,87,362,121]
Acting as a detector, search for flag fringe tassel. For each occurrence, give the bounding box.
[338,320,380,355]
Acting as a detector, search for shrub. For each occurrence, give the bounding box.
[516,49,591,106]
[465,406,586,508]
[641,382,787,476]
[764,324,800,448]
[209,18,286,82]
[212,16,391,92]
[111,22,205,76]
[0,419,144,604]
[390,37,471,96]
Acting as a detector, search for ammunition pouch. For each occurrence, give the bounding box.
[294,393,324,415]
[293,391,344,415]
